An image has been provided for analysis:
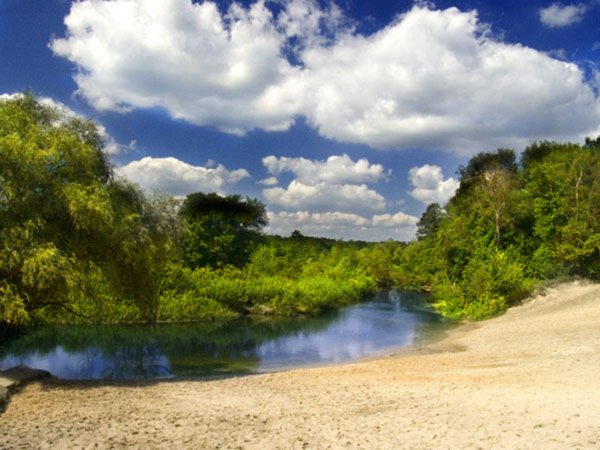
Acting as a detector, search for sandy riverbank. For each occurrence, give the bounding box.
[1,281,599,449]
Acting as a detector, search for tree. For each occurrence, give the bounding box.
[416,203,444,240]
[290,229,305,240]
[454,148,517,200]
[520,141,600,278]
[0,93,167,325]
[179,192,268,269]
[453,149,518,246]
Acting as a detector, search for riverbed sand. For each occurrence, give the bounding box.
[1,281,599,449]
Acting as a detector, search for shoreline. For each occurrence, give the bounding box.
[1,281,599,449]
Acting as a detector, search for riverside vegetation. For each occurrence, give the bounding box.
[1,94,599,330]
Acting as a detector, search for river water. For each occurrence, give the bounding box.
[0,291,451,380]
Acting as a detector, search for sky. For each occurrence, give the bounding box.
[1,0,599,241]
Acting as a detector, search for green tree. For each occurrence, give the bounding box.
[179,192,268,269]
[455,148,518,197]
[520,141,600,278]
[453,149,518,246]
[0,93,168,325]
[416,203,444,240]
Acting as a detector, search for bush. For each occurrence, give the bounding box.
[432,245,530,320]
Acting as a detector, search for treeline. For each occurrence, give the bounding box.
[0,94,376,327]
[1,94,598,327]
[390,141,600,319]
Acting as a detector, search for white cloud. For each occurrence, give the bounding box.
[259,155,417,240]
[52,1,600,153]
[372,212,419,228]
[539,3,588,28]
[298,5,600,153]
[262,154,389,184]
[51,0,302,133]
[409,164,459,205]
[261,154,389,215]
[116,156,249,196]
[267,210,418,241]
[545,48,569,60]
[258,176,279,186]
[277,0,349,47]
[263,180,386,214]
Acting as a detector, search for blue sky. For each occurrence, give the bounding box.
[1,0,599,241]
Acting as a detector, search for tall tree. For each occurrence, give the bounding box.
[416,203,444,240]
[454,148,518,200]
[453,148,518,246]
[520,141,600,278]
[0,93,167,325]
[179,193,268,269]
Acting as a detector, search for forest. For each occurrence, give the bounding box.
[1,94,599,329]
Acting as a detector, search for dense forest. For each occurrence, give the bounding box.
[1,94,599,329]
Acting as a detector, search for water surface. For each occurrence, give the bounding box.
[0,291,450,380]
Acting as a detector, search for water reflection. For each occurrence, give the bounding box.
[0,291,449,380]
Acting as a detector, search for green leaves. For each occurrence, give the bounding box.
[0,93,174,325]
[0,282,29,325]
[521,141,600,278]
[63,182,114,231]
[179,192,268,269]
[396,139,599,320]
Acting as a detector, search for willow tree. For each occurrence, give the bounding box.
[0,93,168,325]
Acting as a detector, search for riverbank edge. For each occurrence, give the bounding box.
[0,280,590,395]
[0,281,564,392]
[0,365,52,410]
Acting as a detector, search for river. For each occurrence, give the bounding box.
[0,291,451,380]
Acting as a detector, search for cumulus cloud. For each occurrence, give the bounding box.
[372,211,420,228]
[261,154,388,214]
[52,1,600,153]
[409,164,459,205]
[260,153,418,239]
[263,180,386,214]
[267,210,418,241]
[299,5,600,152]
[258,176,279,186]
[51,0,303,133]
[539,3,588,27]
[116,157,249,196]
[262,154,389,184]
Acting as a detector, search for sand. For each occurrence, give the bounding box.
[1,281,599,449]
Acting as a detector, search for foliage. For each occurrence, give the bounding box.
[158,238,377,321]
[3,93,598,327]
[0,93,175,326]
[393,139,600,320]
[416,203,444,240]
[453,148,518,200]
[179,192,268,269]
[431,243,529,320]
